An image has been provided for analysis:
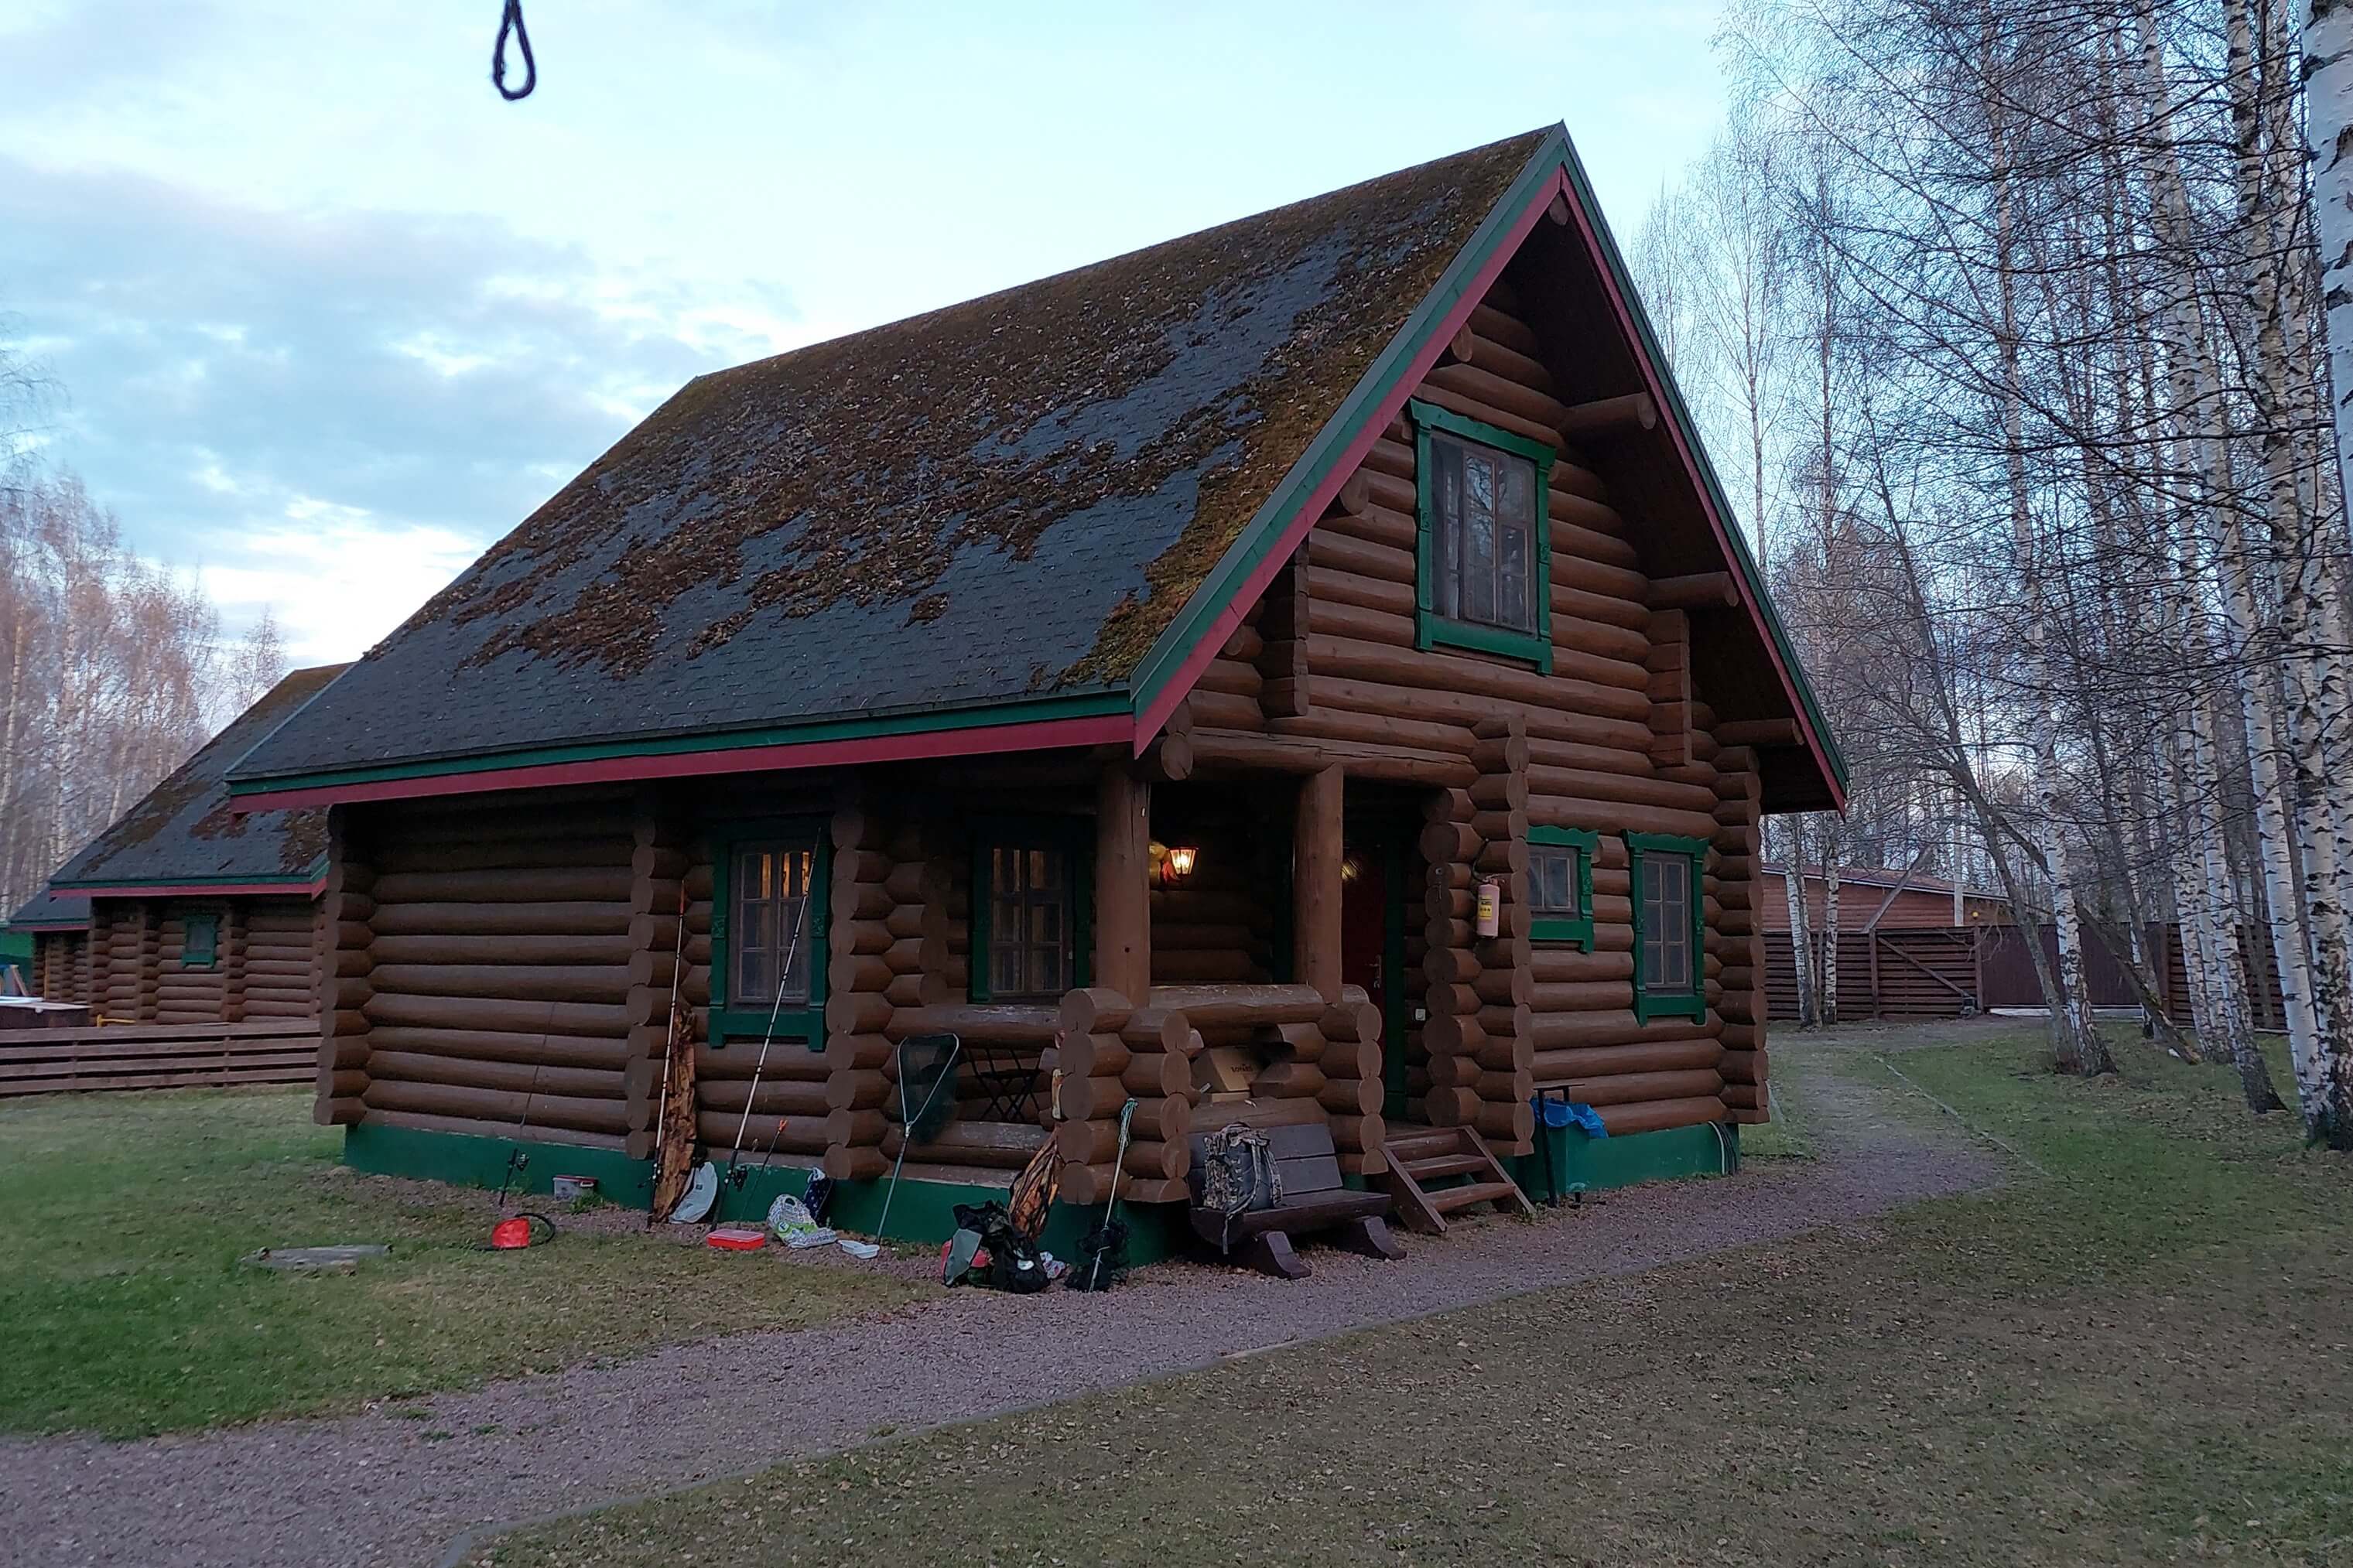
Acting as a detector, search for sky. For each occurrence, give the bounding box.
[0,0,1732,665]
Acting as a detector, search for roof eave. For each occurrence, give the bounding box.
[227,691,1133,810]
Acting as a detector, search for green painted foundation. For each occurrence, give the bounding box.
[340,1122,1174,1265]
[343,1118,1729,1260]
[1513,1120,1738,1202]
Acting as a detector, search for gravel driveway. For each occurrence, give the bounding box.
[0,1027,2008,1568]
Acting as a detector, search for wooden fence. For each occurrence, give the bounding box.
[0,1020,315,1098]
[1766,922,2285,1027]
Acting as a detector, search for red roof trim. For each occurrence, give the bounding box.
[235,712,1134,812]
[76,877,328,900]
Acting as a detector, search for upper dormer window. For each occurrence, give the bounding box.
[1408,398,1554,671]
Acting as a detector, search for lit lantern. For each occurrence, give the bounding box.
[1163,845,1198,884]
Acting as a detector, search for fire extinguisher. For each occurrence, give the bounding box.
[1475,876,1503,939]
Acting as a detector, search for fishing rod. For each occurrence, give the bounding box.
[648,881,696,1223]
[724,873,813,1190]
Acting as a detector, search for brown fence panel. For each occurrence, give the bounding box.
[1766,928,1981,1020]
[1773,921,2288,1028]
[0,1020,315,1097]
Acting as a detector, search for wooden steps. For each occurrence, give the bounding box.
[1380,1125,1534,1235]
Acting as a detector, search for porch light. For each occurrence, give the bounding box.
[1163,845,1198,883]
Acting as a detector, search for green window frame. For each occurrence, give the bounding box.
[1409,398,1554,672]
[970,816,1092,1002]
[181,911,219,970]
[1527,826,1596,950]
[1626,832,1708,1022]
[708,818,830,1050]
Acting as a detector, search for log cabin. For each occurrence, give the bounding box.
[29,664,347,1021]
[6,886,91,1003]
[226,128,1844,1253]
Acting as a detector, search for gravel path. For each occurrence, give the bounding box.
[0,1027,2007,1568]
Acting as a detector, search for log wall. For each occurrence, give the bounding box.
[77,895,319,1026]
[342,788,638,1148]
[1185,277,1770,1151]
[29,931,91,1005]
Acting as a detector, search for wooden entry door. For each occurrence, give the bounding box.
[1340,822,1409,1119]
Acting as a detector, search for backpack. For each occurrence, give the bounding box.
[1197,1123,1281,1217]
[951,1201,1051,1294]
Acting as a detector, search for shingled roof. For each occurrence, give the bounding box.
[6,885,89,931]
[231,132,1558,785]
[53,664,347,893]
[230,126,1844,809]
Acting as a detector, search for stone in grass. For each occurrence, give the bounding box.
[239,1244,392,1273]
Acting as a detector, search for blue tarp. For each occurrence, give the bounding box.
[1533,1098,1608,1138]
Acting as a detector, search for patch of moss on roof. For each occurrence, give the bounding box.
[228,131,1553,784]
[53,664,347,888]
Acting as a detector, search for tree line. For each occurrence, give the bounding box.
[1630,0,2353,1145]
[0,330,287,921]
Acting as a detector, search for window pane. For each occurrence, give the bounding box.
[1500,451,1536,526]
[1430,436,1539,634]
[1460,450,1497,623]
[739,951,771,1004]
[1498,520,1530,630]
[1432,442,1463,620]
[994,948,1024,995]
[778,896,810,1002]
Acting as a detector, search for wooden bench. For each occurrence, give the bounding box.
[1186,1121,1402,1279]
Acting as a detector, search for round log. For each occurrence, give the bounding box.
[1597,1097,1728,1136]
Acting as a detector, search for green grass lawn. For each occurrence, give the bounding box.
[0,1089,924,1437]
[487,1027,2353,1567]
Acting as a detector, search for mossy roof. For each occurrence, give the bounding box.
[230,131,1554,784]
[53,664,348,890]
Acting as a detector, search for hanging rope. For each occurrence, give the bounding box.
[492,0,536,101]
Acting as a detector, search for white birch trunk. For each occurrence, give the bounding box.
[1986,89,2106,1072]
[1821,855,1841,1026]
[1782,819,1817,1029]
[2303,0,2353,562]
[2136,2,2331,1122]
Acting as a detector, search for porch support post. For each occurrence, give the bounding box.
[1095,761,1151,998]
[1296,764,1346,1004]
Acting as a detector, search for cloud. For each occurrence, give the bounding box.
[0,156,808,658]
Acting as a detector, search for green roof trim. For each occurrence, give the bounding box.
[1127,130,1570,723]
[51,857,330,892]
[1550,137,1849,791]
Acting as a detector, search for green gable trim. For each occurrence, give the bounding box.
[1527,825,1596,950]
[1128,125,1844,802]
[1407,397,1557,672]
[227,688,1131,798]
[1626,831,1708,1023]
[1127,130,1571,725]
[1549,136,1847,793]
[968,815,1094,1002]
[708,816,830,1050]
